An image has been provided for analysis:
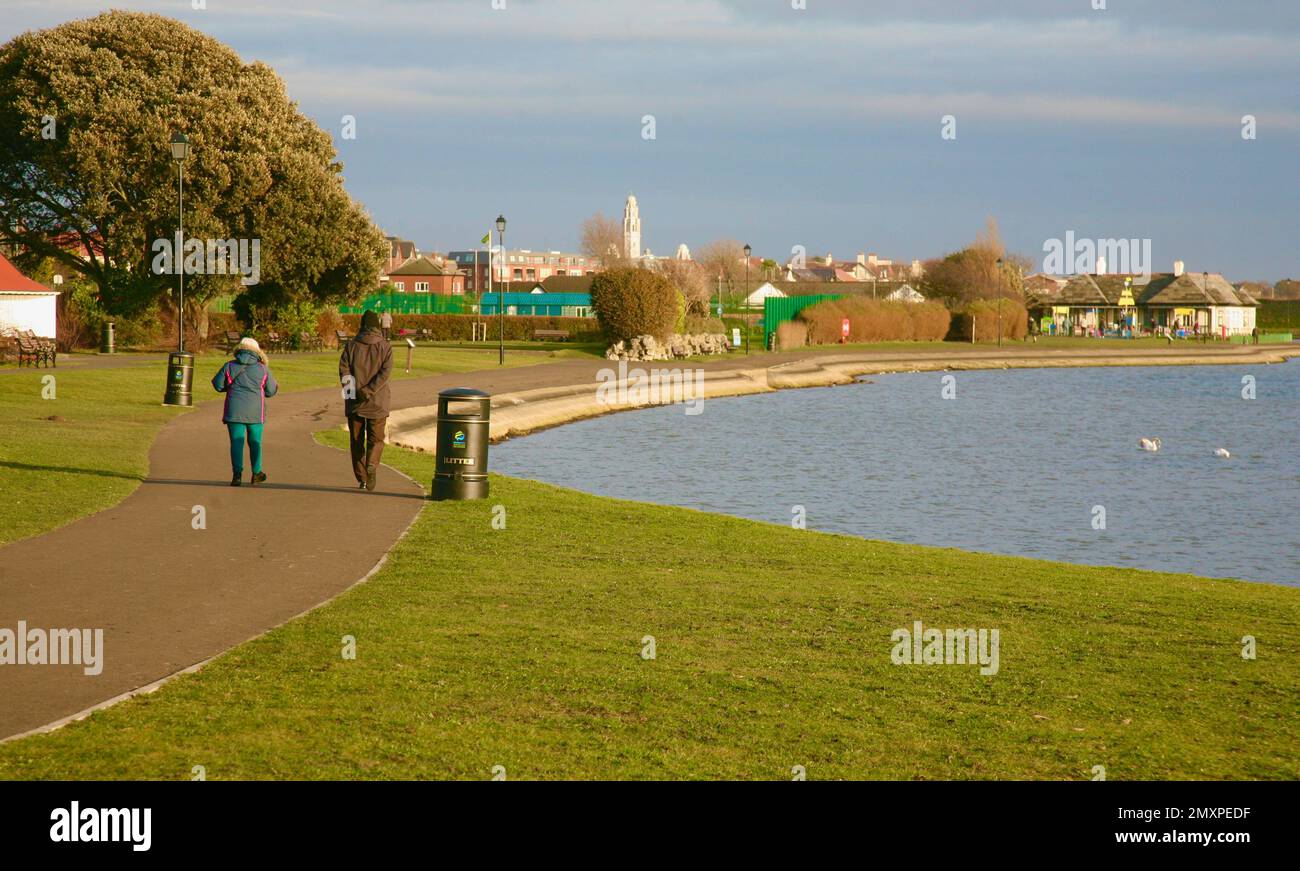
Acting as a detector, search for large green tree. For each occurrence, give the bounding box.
[0,11,385,338]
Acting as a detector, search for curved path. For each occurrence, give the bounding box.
[1,342,1291,740]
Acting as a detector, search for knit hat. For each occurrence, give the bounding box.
[361,310,380,331]
[236,336,268,364]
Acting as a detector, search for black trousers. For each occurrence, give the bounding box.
[347,415,387,483]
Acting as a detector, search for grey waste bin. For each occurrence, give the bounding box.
[162,352,195,407]
[432,387,490,500]
[100,321,115,354]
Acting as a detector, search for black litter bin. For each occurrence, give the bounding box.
[432,387,490,500]
[162,352,195,407]
[100,321,115,354]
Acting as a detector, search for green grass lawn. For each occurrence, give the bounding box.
[0,347,572,545]
[1,433,1294,780]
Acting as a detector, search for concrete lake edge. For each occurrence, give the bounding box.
[386,344,1300,452]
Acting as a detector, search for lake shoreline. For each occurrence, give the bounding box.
[387,342,1298,449]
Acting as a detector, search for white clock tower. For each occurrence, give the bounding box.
[623,194,642,260]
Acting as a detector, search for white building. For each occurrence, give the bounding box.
[883,284,925,303]
[0,253,59,337]
[744,281,787,307]
[623,194,641,260]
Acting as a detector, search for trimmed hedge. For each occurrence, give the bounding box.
[1258,300,1300,330]
[590,268,678,342]
[952,298,1028,342]
[797,297,951,343]
[340,313,602,342]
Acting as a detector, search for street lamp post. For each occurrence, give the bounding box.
[995,257,1004,347]
[743,243,752,354]
[172,132,189,352]
[162,132,193,407]
[496,214,507,366]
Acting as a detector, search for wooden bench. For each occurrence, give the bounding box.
[16,334,55,367]
[298,331,324,351]
[222,330,242,352]
[263,330,291,353]
[18,330,56,367]
[532,329,570,342]
[335,329,352,348]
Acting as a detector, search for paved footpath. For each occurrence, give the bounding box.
[0,342,1288,740]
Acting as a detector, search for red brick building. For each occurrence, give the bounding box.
[384,255,464,294]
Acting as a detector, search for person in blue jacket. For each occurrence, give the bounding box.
[212,337,279,487]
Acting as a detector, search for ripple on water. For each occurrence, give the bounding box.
[494,362,1300,586]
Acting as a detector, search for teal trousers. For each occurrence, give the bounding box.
[226,422,264,475]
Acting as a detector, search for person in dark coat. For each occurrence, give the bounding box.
[211,337,279,487]
[339,310,394,491]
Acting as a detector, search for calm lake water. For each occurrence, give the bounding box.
[493,361,1300,586]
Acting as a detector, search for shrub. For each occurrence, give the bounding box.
[775,320,808,350]
[1258,300,1300,330]
[589,267,678,342]
[957,298,1028,342]
[316,308,346,347]
[796,298,951,344]
[683,315,725,334]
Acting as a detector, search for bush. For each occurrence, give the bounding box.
[317,308,346,347]
[589,267,679,342]
[797,298,951,344]
[1258,300,1300,330]
[55,280,103,351]
[339,313,603,342]
[775,320,808,350]
[956,298,1028,342]
[683,315,725,334]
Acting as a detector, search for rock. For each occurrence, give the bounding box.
[606,332,732,361]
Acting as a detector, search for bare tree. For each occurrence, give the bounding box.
[656,258,711,316]
[695,239,747,299]
[580,213,626,268]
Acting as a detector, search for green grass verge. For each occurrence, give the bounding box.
[0,347,567,545]
[1,432,1294,780]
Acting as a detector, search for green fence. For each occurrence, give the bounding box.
[763,294,843,344]
[339,293,466,315]
[1229,332,1293,344]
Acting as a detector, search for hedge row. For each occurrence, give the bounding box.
[1257,300,1300,329]
[339,313,603,342]
[951,298,1029,342]
[797,297,951,343]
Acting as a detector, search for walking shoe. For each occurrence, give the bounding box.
[251,472,267,486]
[358,481,368,490]
[366,467,378,491]
[230,473,242,487]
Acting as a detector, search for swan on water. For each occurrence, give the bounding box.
[1139,438,1162,452]
[1215,448,1231,458]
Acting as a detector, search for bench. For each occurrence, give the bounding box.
[263,330,292,353]
[298,331,324,351]
[335,329,352,348]
[222,330,242,352]
[16,334,55,367]
[532,329,570,342]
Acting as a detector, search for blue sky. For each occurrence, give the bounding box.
[6,0,1299,280]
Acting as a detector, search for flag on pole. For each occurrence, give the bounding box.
[480,232,491,245]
